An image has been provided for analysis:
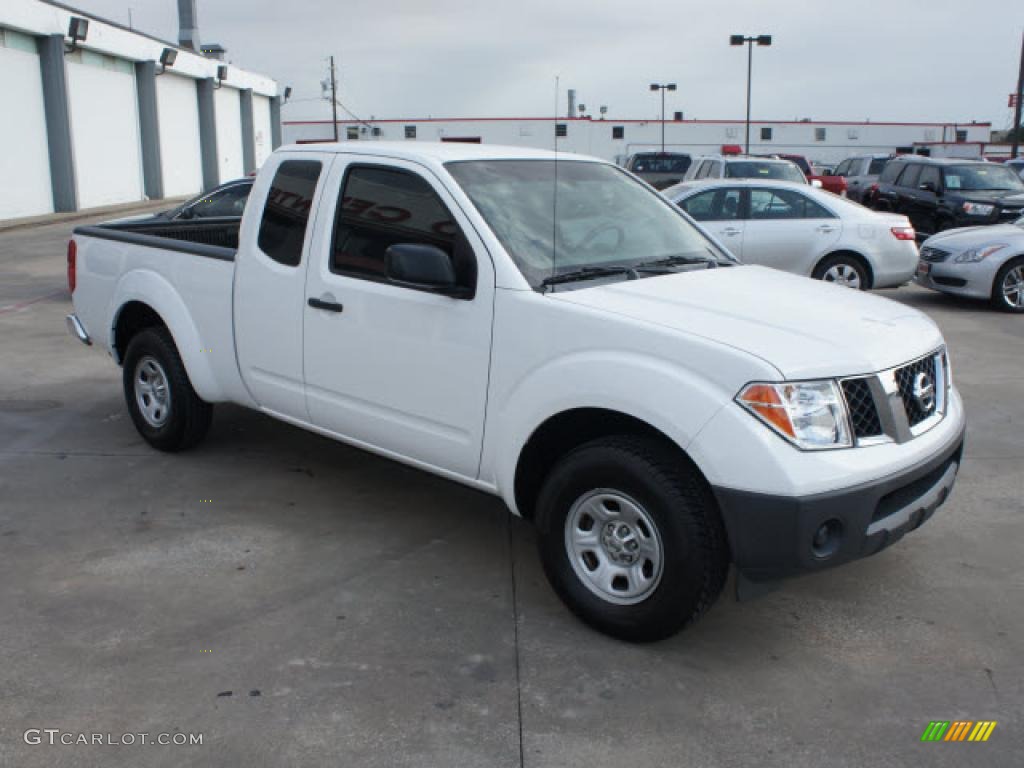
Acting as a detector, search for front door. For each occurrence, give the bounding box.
[302,158,495,479]
[677,186,745,258]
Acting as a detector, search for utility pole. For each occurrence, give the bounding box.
[649,83,676,153]
[730,34,772,154]
[330,55,339,143]
[1012,30,1024,159]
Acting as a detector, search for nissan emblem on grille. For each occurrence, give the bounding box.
[912,371,936,413]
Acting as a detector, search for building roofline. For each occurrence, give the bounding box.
[284,116,992,128]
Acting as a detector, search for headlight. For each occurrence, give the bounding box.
[961,202,995,216]
[737,380,852,450]
[955,243,1007,263]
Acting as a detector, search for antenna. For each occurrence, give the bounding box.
[551,75,559,289]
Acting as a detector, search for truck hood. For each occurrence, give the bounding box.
[552,266,943,379]
[953,190,1024,205]
[924,223,1024,250]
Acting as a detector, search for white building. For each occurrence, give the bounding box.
[283,116,992,166]
[0,0,284,222]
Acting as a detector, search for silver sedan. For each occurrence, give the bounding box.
[915,216,1024,313]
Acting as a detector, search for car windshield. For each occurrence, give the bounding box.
[631,154,691,174]
[725,161,806,184]
[943,165,1024,191]
[446,159,731,289]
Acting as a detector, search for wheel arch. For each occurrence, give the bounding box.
[512,407,716,522]
[814,249,874,289]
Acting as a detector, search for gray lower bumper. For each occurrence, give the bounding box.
[66,314,91,345]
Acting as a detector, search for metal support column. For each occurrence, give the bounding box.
[240,88,255,174]
[196,77,219,190]
[135,60,164,199]
[37,34,77,212]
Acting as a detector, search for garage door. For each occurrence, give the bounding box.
[0,29,53,219]
[215,87,243,183]
[156,73,202,198]
[67,51,143,209]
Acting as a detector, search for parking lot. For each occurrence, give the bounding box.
[1,212,1021,767]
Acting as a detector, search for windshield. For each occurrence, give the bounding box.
[725,161,806,184]
[630,154,692,174]
[445,160,731,289]
[943,165,1024,192]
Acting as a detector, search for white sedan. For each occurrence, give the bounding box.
[663,179,919,289]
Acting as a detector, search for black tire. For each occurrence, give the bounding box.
[812,253,870,290]
[991,256,1024,313]
[535,436,729,643]
[122,327,212,452]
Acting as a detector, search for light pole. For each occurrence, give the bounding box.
[730,34,772,154]
[649,83,676,153]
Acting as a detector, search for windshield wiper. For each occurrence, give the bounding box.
[540,265,639,289]
[634,253,719,270]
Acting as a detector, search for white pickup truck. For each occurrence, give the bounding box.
[67,142,966,641]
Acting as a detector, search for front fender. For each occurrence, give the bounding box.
[109,270,224,402]
[485,350,735,513]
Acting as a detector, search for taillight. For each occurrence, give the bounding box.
[891,226,916,241]
[67,239,76,293]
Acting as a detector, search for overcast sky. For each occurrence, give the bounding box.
[72,0,1022,128]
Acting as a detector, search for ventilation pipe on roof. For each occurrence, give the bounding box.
[567,89,576,119]
[177,0,199,51]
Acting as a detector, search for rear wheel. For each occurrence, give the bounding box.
[813,254,869,290]
[123,327,212,451]
[535,436,729,642]
[992,257,1024,313]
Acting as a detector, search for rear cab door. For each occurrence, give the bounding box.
[301,155,496,480]
[233,151,332,421]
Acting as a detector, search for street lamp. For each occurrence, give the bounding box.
[730,34,772,154]
[649,82,676,153]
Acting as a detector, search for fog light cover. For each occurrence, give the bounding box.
[737,380,852,450]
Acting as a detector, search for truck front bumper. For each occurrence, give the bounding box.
[712,422,965,591]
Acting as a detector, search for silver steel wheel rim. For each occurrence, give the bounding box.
[134,356,171,428]
[564,489,664,605]
[823,263,862,289]
[1002,266,1024,308]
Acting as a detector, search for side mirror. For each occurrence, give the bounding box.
[810,179,823,189]
[919,181,937,193]
[178,206,195,220]
[385,243,467,297]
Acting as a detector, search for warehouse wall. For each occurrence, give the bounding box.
[0,28,53,218]
[156,73,202,197]
[66,50,143,208]
[252,94,272,169]
[214,87,244,182]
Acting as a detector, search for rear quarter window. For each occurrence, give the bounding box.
[257,160,323,267]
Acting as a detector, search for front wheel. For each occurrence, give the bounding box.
[535,436,729,642]
[123,327,212,451]
[992,257,1024,313]
[813,254,869,290]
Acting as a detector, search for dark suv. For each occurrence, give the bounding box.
[873,157,1024,237]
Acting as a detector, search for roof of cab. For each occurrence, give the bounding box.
[281,141,600,164]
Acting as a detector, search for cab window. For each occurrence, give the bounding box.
[330,165,476,293]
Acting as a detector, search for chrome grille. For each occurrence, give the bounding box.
[895,355,940,427]
[920,246,949,263]
[841,378,883,438]
[840,349,947,446]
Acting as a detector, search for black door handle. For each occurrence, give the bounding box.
[308,297,344,312]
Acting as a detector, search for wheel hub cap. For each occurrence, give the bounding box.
[1003,267,1024,308]
[135,356,171,428]
[565,489,664,605]
[823,264,861,288]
